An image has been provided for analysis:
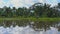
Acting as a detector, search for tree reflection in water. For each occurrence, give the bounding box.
[0,20,60,31]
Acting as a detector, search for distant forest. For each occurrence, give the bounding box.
[0,3,60,18]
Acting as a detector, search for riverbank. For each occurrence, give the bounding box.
[0,17,59,22]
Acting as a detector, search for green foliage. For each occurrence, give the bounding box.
[0,3,60,18]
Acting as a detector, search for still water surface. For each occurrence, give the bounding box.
[0,20,60,34]
[0,25,60,34]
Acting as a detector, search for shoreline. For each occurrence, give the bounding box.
[0,18,59,22]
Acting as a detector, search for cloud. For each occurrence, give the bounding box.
[0,0,5,8]
[46,0,58,7]
[0,0,11,8]
[10,0,24,8]
[0,0,59,8]
[38,0,44,3]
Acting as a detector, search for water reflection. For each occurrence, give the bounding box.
[0,20,60,34]
[29,21,60,31]
[0,26,59,34]
[0,20,29,27]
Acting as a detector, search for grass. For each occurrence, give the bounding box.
[0,17,60,22]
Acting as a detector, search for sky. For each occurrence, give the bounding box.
[0,0,60,8]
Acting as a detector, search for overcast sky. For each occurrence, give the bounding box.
[0,0,60,8]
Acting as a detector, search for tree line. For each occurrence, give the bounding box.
[0,3,60,18]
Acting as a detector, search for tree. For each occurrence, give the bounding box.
[29,3,43,18]
[12,7,17,17]
[17,7,24,16]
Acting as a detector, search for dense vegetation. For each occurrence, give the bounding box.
[0,3,60,18]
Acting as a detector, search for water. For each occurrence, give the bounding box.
[0,20,60,34]
[0,25,59,34]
